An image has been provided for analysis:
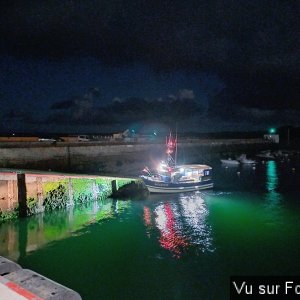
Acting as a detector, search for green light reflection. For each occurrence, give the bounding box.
[0,199,131,261]
[266,161,278,192]
[265,160,282,206]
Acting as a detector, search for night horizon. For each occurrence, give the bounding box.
[1,0,299,134]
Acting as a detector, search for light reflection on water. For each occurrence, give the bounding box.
[179,193,215,252]
[263,160,284,227]
[154,202,189,258]
[0,199,131,261]
[266,160,278,192]
[143,192,214,258]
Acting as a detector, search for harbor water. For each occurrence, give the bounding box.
[1,157,300,299]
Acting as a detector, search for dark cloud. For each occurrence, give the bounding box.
[46,92,204,128]
[206,70,300,118]
[1,1,299,72]
[0,0,299,132]
[2,94,299,133]
[51,99,76,110]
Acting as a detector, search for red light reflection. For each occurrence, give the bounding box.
[156,203,189,258]
[143,206,152,227]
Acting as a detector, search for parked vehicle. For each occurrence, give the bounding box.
[78,135,90,142]
[38,138,56,142]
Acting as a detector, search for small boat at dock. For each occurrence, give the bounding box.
[220,158,240,165]
[141,164,213,193]
[140,133,213,193]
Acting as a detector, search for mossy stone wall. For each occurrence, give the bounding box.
[0,173,136,222]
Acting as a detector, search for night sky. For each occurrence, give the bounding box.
[0,0,299,134]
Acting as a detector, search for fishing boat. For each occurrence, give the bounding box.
[140,133,213,193]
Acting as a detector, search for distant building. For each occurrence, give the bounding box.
[264,134,279,143]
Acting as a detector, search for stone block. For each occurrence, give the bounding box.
[0,256,21,275]
[4,269,81,300]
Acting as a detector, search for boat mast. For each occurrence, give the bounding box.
[166,132,176,167]
[175,124,178,167]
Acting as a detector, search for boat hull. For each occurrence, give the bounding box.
[240,160,256,164]
[220,159,240,165]
[141,177,213,193]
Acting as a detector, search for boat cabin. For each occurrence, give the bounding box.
[152,163,212,183]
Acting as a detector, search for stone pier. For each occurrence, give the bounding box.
[0,170,136,221]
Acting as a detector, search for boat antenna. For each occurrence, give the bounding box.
[175,123,178,167]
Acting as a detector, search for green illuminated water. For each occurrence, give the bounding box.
[1,159,300,299]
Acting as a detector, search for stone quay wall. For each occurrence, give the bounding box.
[0,171,135,221]
[0,138,270,176]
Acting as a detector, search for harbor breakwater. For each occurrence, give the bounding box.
[0,138,270,176]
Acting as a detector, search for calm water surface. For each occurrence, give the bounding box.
[1,158,300,299]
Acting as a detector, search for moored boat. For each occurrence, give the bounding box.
[256,150,275,160]
[237,154,257,164]
[140,133,213,193]
[141,164,213,193]
[220,158,240,165]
